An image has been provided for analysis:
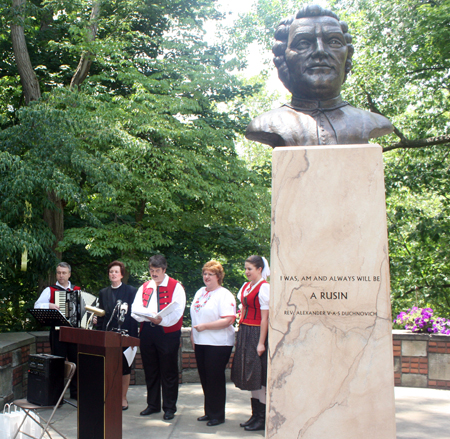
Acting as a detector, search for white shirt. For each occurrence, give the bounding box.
[131,274,186,328]
[34,281,74,309]
[238,280,270,310]
[190,286,236,346]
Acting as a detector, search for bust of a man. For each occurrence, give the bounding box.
[245,4,393,147]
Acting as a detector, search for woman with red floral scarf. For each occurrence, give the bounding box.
[190,260,236,427]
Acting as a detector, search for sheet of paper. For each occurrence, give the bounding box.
[155,301,178,318]
[132,311,157,321]
[123,346,137,367]
[133,301,178,321]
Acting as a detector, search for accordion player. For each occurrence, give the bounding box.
[34,262,86,399]
[35,284,85,327]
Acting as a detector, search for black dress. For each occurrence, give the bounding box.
[96,283,138,374]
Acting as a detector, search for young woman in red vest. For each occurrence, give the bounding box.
[231,255,270,432]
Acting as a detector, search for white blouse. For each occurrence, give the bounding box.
[190,286,236,346]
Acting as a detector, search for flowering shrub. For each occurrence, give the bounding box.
[395,307,450,335]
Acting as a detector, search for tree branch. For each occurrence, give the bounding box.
[70,1,101,88]
[383,135,450,152]
[365,93,450,153]
[403,284,450,295]
[406,66,448,75]
[10,0,41,104]
[366,92,408,143]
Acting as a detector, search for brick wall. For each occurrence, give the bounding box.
[2,329,449,410]
[393,330,450,389]
[31,330,449,389]
[129,329,235,385]
[36,339,51,355]
[0,333,37,409]
[177,328,235,383]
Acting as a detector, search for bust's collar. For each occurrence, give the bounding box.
[287,95,347,111]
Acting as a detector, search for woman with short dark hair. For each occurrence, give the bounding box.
[190,260,236,427]
[96,260,138,410]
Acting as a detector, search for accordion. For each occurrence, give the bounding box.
[54,290,96,328]
[54,289,83,327]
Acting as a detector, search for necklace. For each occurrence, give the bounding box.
[193,287,219,312]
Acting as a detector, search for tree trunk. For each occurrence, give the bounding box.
[39,191,63,292]
[43,191,64,262]
[70,1,102,88]
[10,0,41,104]
[38,272,56,293]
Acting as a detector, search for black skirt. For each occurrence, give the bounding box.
[231,324,267,391]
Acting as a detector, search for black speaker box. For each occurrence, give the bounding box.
[27,354,65,406]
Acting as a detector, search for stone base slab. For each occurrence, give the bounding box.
[268,145,396,438]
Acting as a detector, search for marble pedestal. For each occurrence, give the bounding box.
[268,145,396,438]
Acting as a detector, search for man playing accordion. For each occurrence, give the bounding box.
[34,262,81,400]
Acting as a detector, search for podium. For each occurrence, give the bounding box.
[60,327,140,439]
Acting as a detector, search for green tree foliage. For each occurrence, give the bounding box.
[0,0,270,331]
[333,0,450,317]
[227,0,450,317]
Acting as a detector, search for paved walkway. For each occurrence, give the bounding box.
[25,384,450,438]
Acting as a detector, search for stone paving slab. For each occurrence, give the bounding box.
[395,387,450,439]
[15,384,450,439]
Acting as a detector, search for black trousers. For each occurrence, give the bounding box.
[50,328,78,396]
[195,344,233,421]
[140,323,181,413]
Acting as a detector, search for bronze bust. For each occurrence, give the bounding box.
[245,4,393,147]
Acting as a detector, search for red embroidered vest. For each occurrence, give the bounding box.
[239,280,267,326]
[49,285,81,303]
[141,277,183,333]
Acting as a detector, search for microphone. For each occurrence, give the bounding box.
[106,300,123,331]
[119,302,128,323]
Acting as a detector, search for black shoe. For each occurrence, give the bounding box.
[207,419,225,427]
[245,419,265,431]
[122,405,128,411]
[244,402,265,431]
[140,407,160,416]
[240,398,258,427]
[163,411,175,420]
[197,415,210,421]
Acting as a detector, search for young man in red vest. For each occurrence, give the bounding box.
[34,262,80,399]
[131,254,186,420]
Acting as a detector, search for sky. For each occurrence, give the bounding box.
[203,0,255,38]
[205,0,333,96]
[214,0,256,23]
[204,0,288,96]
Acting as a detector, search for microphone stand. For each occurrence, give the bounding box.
[106,301,121,331]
